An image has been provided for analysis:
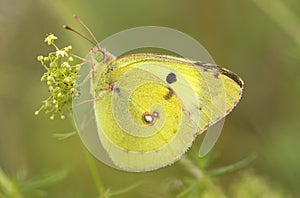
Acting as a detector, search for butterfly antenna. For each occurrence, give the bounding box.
[63,25,97,46]
[73,15,100,46]
[64,15,116,63]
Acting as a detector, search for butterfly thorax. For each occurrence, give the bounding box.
[90,47,116,98]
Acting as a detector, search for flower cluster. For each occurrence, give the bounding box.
[35,34,80,119]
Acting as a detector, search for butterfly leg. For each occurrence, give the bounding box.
[95,82,115,98]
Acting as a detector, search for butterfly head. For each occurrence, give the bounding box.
[91,45,116,65]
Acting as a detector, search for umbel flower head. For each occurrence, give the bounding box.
[35,34,80,119]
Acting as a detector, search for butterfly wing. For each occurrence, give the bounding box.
[93,53,243,172]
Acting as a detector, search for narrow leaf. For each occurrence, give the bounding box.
[207,153,257,177]
[108,181,142,197]
[52,131,77,140]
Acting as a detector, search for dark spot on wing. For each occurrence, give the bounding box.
[166,73,177,84]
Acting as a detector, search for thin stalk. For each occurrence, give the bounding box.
[179,157,227,197]
[179,156,203,180]
[83,148,106,198]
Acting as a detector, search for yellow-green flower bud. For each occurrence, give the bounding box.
[63,77,71,84]
[49,62,57,68]
[37,56,43,61]
[68,57,74,62]
[43,57,50,62]
[41,75,46,82]
[44,101,51,109]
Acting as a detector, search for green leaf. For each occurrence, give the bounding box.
[52,131,77,140]
[108,181,143,197]
[176,180,197,198]
[23,170,67,190]
[0,168,22,197]
[206,153,257,177]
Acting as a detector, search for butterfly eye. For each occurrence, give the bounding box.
[94,51,104,62]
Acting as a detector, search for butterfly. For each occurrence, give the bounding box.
[68,16,244,172]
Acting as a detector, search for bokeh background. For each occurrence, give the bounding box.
[1,0,300,197]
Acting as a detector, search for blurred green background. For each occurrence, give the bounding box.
[1,0,300,197]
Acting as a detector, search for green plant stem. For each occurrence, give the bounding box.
[252,0,300,46]
[178,157,227,197]
[84,148,106,198]
[179,156,203,180]
[176,180,198,198]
